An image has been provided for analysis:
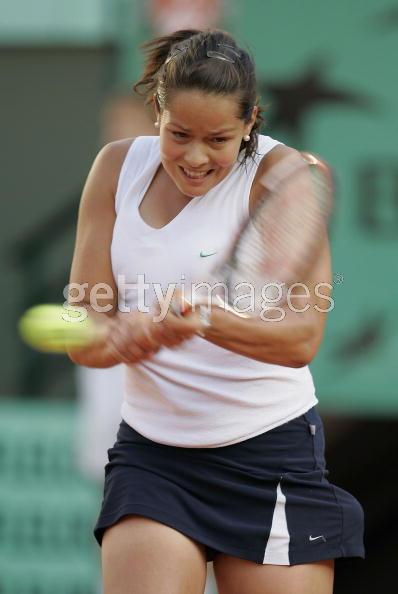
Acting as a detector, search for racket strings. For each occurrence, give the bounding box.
[222,165,331,301]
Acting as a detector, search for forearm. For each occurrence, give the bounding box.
[67,304,119,368]
[201,306,319,368]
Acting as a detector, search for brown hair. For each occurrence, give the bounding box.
[133,29,265,166]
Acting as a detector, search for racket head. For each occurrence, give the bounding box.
[212,151,334,311]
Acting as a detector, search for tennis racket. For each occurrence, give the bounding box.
[173,150,333,318]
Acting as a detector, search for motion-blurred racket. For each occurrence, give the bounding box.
[175,150,333,317]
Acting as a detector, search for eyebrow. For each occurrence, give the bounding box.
[168,123,236,134]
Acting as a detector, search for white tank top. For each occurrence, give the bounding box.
[111,135,317,447]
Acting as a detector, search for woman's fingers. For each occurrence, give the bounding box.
[106,298,204,364]
[108,330,149,363]
[107,314,160,363]
[154,307,203,342]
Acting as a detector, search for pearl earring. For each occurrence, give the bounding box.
[154,121,160,128]
[243,134,250,142]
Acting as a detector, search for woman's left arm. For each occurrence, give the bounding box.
[198,234,332,368]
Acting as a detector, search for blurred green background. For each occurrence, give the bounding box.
[1,1,397,593]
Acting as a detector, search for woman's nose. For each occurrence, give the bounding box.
[184,145,210,168]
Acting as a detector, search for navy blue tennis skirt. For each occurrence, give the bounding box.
[94,406,365,565]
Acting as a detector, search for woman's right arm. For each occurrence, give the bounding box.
[67,139,206,367]
[67,139,135,367]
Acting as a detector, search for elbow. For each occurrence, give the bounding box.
[283,326,322,368]
[257,341,317,368]
[289,333,322,368]
[287,348,313,368]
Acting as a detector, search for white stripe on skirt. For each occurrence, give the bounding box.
[262,479,290,565]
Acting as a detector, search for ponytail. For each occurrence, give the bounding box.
[133,29,200,103]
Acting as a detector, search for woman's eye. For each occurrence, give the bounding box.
[171,132,228,144]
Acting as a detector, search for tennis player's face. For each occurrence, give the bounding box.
[157,90,256,198]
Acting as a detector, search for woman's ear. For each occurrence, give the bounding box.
[245,106,258,136]
[250,105,258,129]
[153,93,160,119]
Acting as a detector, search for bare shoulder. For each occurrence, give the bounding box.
[91,137,137,195]
[69,138,137,303]
[75,137,138,237]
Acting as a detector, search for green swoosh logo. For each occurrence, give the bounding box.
[200,250,217,258]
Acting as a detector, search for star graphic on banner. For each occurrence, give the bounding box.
[259,60,374,144]
[373,4,398,30]
[335,316,386,362]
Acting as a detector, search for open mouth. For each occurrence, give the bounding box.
[179,166,214,180]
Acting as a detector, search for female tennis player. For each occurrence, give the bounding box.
[68,29,364,594]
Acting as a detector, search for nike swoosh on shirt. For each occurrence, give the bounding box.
[200,251,217,258]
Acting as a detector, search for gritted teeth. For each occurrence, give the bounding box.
[180,166,213,179]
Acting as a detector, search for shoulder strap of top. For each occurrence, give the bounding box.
[114,136,159,214]
[257,134,283,157]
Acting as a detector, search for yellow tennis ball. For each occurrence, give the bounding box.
[18,304,97,353]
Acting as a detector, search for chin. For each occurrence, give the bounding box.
[176,182,203,198]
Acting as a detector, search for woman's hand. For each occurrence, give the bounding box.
[150,297,204,348]
[106,311,161,364]
[106,296,204,364]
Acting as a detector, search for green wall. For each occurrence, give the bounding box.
[233,0,398,413]
[1,1,397,412]
[1,46,116,397]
